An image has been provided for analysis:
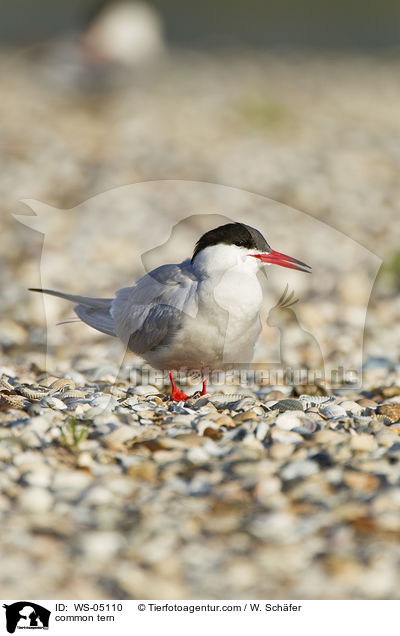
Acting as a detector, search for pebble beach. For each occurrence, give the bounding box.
[1,44,400,599]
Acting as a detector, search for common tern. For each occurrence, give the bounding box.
[30,222,311,400]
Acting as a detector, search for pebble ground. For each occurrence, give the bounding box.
[1,45,400,598]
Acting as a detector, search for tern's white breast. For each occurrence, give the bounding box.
[146,261,263,371]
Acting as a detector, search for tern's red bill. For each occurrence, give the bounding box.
[251,250,312,273]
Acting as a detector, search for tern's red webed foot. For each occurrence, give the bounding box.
[168,372,189,402]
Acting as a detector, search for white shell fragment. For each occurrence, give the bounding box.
[319,403,347,420]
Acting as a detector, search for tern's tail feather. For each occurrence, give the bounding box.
[29,288,116,337]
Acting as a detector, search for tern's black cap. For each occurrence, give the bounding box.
[192,223,270,262]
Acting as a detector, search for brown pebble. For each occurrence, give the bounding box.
[364,388,384,401]
[203,427,223,440]
[269,442,295,460]
[344,470,380,492]
[289,501,318,515]
[314,429,344,445]
[349,517,377,534]
[233,411,258,423]
[382,387,400,398]
[126,462,157,482]
[173,433,205,447]
[264,390,289,401]
[156,437,190,449]
[215,414,235,428]
[295,383,331,397]
[321,555,366,584]
[350,433,376,452]
[335,502,369,521]
[357,398,378,409]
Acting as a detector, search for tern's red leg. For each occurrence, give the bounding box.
[200,379,207,396]
[168,371,189,402]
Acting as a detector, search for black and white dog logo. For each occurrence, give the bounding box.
[2,602,50,633]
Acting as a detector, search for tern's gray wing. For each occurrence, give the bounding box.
[111,259,198,355]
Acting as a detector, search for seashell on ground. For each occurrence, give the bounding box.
[275,398,305,412]
[299,395,334,409]
[337,400,363,415]
[275,411,305,430]
[319,403,348,420]
[376,404,400,423]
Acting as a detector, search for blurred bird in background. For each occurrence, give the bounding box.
[80,1,165,67]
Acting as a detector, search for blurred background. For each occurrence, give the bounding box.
[3,0,400,49]
[1,0,400,376]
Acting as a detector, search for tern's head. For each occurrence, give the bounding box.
[191,223,311,275]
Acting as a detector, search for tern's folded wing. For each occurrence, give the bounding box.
[111,260,198,355]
